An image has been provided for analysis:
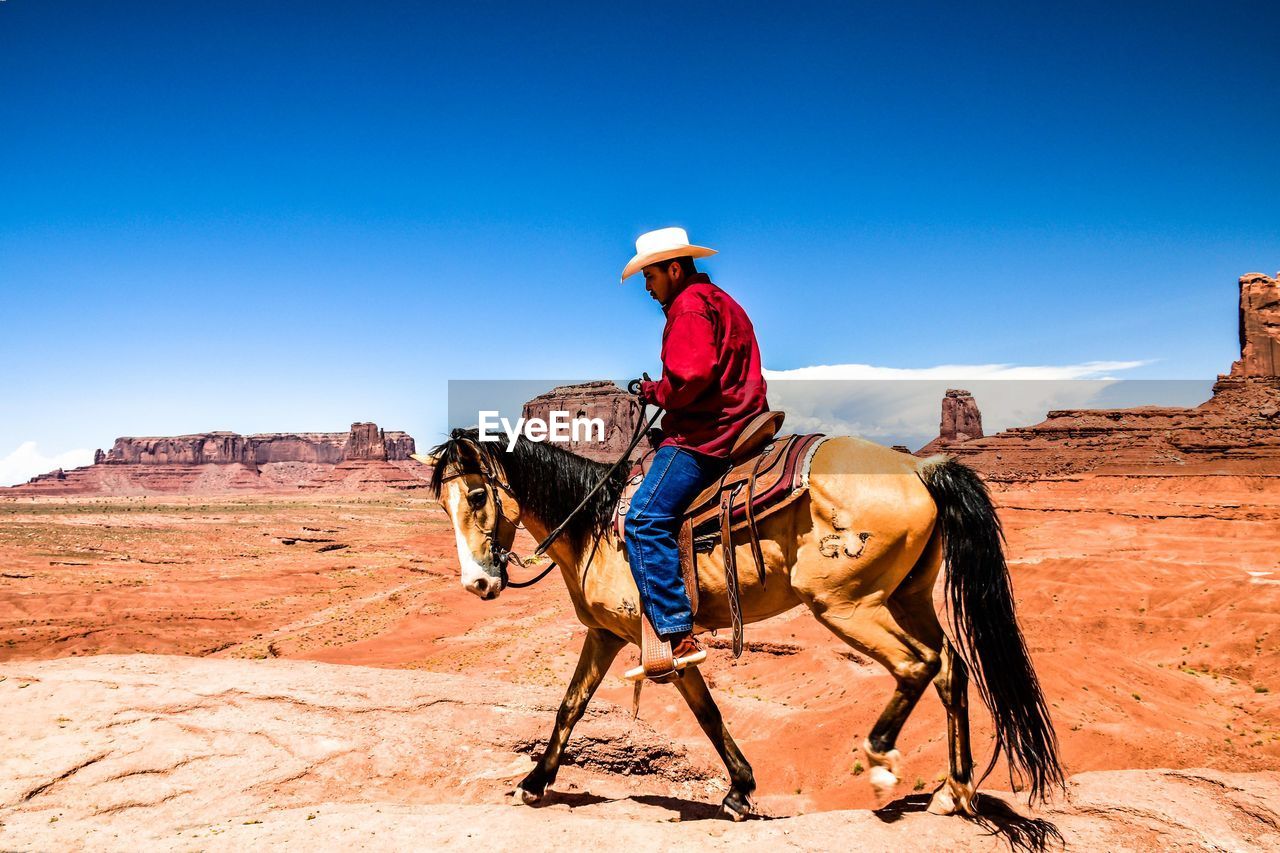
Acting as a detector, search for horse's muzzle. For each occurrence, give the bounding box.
[465,575,502,600]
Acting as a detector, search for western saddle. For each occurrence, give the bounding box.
[615,411,826,681]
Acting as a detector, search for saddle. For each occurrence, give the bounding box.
[616,411,826,681]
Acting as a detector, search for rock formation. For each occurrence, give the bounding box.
[916,389,983,456]
[341,422,414,461]
[522,381,644,462]
[96,424,416,467]
[7,423,428,495]
[916,273,1280,480]
[1231,272,1280,377]
[940,389,984,442]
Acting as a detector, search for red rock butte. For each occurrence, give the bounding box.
[916,272,1280,480]
[916,389,984,456]
[521,380,643,462]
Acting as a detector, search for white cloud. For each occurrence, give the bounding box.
[763,360,1150,381]
[761,360,1154,450]
[0,442,95,488]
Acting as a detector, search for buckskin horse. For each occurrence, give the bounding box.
[425,427,1062,821]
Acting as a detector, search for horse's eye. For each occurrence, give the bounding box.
[467,488,487,511]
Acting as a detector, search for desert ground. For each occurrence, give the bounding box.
[2,476,1278,849]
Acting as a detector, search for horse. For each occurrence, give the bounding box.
[425,427,1063,821]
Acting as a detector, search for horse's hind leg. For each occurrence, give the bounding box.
[672,665,756,821]
[927,639,976,815]
[516,627,627,803]
[800,591,941,802]
[888,575,977,815]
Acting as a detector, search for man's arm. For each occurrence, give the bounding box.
[640,308,718,411]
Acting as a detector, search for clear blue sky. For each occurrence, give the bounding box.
[1,1,1277,483]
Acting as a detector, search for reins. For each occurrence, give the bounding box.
[529,405,661,558]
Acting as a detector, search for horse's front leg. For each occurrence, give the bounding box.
[672,665,757,821]
[516,626,627,803]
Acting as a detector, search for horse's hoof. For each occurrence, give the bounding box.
[869,766,900,800]
[926,784,956,815]
[513,786,542,806]
[927,778,976,816]
[862,740,902,802]
[720,791,753,822]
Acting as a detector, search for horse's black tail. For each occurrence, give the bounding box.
[919,456,1065,803]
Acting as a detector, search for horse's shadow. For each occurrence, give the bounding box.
[534,787,1062,841]
[874,792,1064,853]
[531,790,612,809]
[533,789,778,821]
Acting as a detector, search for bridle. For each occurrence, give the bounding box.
[435,457,557,589]
[439,383,662,591]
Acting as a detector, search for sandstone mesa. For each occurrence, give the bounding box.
[8,422,430,496]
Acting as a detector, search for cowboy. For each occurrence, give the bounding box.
[622,227,770,675]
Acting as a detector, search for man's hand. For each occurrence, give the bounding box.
[627,373,653,406]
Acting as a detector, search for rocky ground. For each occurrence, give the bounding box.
[1,476,1278,849]
[1,654,1277,851]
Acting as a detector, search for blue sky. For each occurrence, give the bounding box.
[2,1,1278,484]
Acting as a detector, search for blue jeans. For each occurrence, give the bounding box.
[624,445,729,639]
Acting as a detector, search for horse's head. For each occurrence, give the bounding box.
[427,430,522,600]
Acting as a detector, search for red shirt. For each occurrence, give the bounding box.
[639,273,770,459]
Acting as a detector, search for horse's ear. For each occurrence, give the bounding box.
[454,438,482,463]
[409,452,439,467]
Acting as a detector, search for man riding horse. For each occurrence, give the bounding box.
[621,226,771,677]
[425,228,1063,820]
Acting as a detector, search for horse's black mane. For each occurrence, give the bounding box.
[428,428,627,551]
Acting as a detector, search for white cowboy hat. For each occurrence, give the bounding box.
[620,226,717,282]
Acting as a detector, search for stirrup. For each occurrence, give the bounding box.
[623,616,707,683]
[623,646,706,682]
